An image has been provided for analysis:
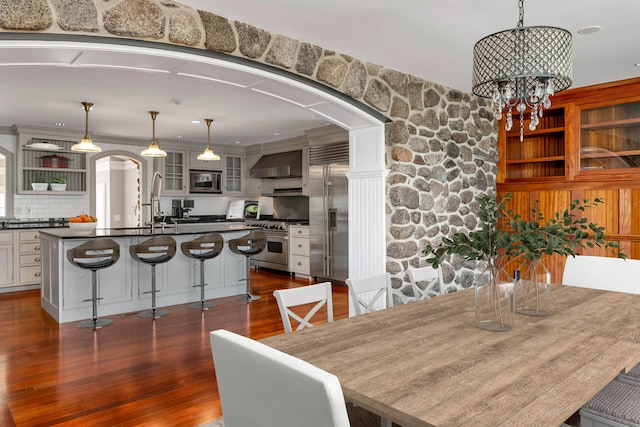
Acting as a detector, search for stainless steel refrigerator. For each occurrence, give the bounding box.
[309,163,349,282]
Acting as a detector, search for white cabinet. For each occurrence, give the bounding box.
[18,230,41,285]
[40,229,251,323]
[289,225,310,278]
[189,149,222,171]
[223,154,243,194]
[0,232,14,286]
[160,150,187,195]
[0,229,43,289]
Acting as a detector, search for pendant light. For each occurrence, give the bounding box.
[71,101,102,152]
[197,118,220,161]
[141,111,167,157]
[472,0,572,141]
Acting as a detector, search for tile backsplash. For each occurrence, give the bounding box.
[14,194,90,219]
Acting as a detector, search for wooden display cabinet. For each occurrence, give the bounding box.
[497,77,640,282]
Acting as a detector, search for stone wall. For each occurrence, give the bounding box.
[0,0,498,302]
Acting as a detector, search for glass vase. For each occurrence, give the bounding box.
[515,259,551,316]
[475,266,515,332]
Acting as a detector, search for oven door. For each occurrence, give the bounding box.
[252,232,288,270]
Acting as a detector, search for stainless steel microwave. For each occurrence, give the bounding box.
[189,169,222,194]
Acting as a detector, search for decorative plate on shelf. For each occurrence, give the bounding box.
[25,142,61,151]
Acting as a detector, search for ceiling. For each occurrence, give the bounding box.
[1,0,638,148]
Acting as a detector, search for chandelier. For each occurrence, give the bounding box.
[71,101,102,152]
[472,0,573,141]
[197,118,221,161]
[141,111,167,157]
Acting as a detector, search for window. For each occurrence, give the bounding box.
[0,146,14,217]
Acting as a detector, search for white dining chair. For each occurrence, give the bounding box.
[273,282,334,333]
[345,272,392,317]
[210,329,351,427]
[408,265,444,301]
[562,255,640,294]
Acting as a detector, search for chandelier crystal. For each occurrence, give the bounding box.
[71,102,102,152]
[197,118,221,161]
[141,111,167,157]
[472,0,573,141]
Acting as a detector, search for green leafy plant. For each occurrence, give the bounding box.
[508,197,625,263]
[423,193,625,271]
[50,176,67,184]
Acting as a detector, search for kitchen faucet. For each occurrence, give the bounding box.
[142,172,163,233]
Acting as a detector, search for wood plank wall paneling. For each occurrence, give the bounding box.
[500,190,573,284]
[630,189,640,259]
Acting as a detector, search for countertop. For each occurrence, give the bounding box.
[1,218,68,229]
[39,223,257,239]
[0,216,248,230]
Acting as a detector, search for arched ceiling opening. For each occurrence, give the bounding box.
[0,37,386,148]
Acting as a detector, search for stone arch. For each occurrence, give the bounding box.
[0,0,498,303]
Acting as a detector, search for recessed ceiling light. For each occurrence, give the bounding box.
[577,25,601,35]
[192,120,201,124]
[176,135,183,139]
[55,122,66,127]
[635,62,640,68]
[235,141,240,144]
[273,132,281,136]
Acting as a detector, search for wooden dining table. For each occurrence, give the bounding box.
[261,285,640,427]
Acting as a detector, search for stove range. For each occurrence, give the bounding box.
[247,219,309,231]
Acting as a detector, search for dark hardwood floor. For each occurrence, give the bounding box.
[0,270,349,427]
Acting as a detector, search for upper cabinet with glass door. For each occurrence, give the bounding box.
[223,154,243,194]
[159,149,187,195]
[579,100,640,172]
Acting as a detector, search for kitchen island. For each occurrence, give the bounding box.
[40,224,255,323]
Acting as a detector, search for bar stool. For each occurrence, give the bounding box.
[67,238,120,329]
[129,235,177,318]
[229,230,266,301]
[180,232,224,310]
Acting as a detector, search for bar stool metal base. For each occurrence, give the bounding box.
[137,308,170,318]
[235,293,261,302]
[188,300,216,310]
[77,318,113,329]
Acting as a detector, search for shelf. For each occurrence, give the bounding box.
[581,118,640,131]
[18,136,88,194]
[507,156,564,165]
[25,191,86,195]
[23,167,86,173]
[23,146,76,154]
[506,126,565,138]
[580,149,640,159]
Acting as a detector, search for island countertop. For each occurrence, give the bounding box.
[39,223,257,239]
[39,224,256,323]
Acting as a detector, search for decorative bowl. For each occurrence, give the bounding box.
[69,222,97,234]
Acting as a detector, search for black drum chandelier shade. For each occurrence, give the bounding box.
[472,0,573,141]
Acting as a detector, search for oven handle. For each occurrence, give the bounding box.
[263,232,288,240]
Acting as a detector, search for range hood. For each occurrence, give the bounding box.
[250,150,302,178]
